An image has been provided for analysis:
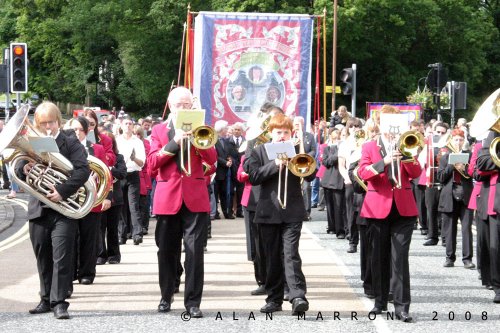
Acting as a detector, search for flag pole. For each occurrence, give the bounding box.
[331,0,338,115]
[322,7,327,121]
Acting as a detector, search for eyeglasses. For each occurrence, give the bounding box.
[39,120,57,126]
[172,102,193,109]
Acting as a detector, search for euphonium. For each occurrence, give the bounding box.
[245,112,272,148]
[0,105,98,219]
[470,88,500,167]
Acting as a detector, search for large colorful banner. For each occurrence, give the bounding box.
[193,12,314,128]
[366,102,423,123]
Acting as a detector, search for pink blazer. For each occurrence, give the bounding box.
[148,123,217,214]
[237,156,251,207]
[358,139,422,219]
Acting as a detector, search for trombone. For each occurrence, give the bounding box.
[389,130,424,189]
[277,123,317,209]
[179,125,218,176]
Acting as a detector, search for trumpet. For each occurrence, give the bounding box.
[178,125,218,176]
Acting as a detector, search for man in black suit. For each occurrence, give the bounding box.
[19,102,90,319]
[292,116,317,221]
[247,113,316,315]
[214,120,234,219]
[436,129,474,269]
[228,122,246,217]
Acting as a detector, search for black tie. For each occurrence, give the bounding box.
[236,137,239,147]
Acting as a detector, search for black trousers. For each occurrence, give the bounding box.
[234,181,244,216]
[367,204,415,315]
[345,184,359,245]
[119,171,143,239]
[156,205,207,309]
[98,204,122,261]
[29,210,77,307]
[425,187,441,240]
[302,180,312,214]
[214,178,231,217]
[476,215,500,294]
[415,185,428,230]
[139,194,150,230]
[243,208,266,286]
[441,200,474,262]
[75,212,101,281]
[259,222,306,305]
[324,188,346,236]
[359,224,373,295]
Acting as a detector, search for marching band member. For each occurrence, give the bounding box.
[357,105,422,322]
[247,113,316,315]
[436,129,475,269]
[67,117,110,286]
[320,129,344,236]
[476,120,500,303]
[148,87,217,317]
[22,102,90,319]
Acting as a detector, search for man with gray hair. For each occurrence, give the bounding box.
[228,122,246,217]
[214,120,235,219]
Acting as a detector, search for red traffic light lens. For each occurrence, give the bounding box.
[13,45,24,56]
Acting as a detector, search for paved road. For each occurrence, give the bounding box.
[0,189,498,332]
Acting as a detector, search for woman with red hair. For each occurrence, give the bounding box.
[436,129,475,269]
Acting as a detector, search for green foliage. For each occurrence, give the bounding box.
[0,0,498,120]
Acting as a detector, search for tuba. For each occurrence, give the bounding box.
[245,112,272,150]
[469,88,500,167]
[0,105,103,219]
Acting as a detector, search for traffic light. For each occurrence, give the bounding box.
[10,42,28,93]
[340,68,353,95]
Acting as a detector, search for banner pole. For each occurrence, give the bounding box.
[331,0,338,116]
[322,7,327,122]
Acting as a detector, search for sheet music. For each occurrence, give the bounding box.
[28,137,60,154]
[264,141,296,160]
[174,109,205,131]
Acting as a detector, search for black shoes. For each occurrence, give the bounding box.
[347,245,357,253]
[494,294,500,303]
[337,234,346,239]
[158,298,172,313]
[108,257,120,264]
[260,302,282,313]
[29,301,51,314]
[370,305,387,315]
[420,229,428,235]
[291,298,309,315]
[396,312,413,322]
[133,236,143,245]
[423,239,438,246]
[463,261,476,269]
[80,277,93,285]
[189,306,203,318]
[318,206,325,211]
[118,238,127,245]
[251,285,266,296]
[283,293,290,301]
[53,304,70,319]
[311,204,318,208]
[142,228,148,235]
[96,257,107,265]
[443,259,454,267]
[236,213,244,218]
[303,215,312,222]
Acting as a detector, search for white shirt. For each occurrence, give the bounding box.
[116,134,146,172]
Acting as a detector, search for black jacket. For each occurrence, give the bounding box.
[437,149,473,213]
[320,145,344,190]
[247,144,316,224]
[110,154,127,206]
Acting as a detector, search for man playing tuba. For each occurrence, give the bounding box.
[20,102,91,319]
